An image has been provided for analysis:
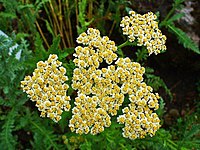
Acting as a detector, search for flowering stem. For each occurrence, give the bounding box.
[117,41,130,49]
[118,40,137,49]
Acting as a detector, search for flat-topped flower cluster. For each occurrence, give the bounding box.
[120,11,167,55]
[21,11,166,140]
[70,28,161,139]
[21,54,71,122]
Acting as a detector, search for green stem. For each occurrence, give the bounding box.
[160,4,176,27]
[118,41,129,49]
[117,40,134,49]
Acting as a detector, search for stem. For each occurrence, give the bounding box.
[66,0,74,47]
[117,41,129,49]
[49,1,67,48]
[75,0,79,28]
[35,21,50,49]
[117,40,135,49]
[160,3,177,27]
[109,20,116,37]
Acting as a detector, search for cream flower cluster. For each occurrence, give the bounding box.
[117,83,161,140]
[75,28,118,66]
[21,54,71,122]
[71,28,161,137]
[69,94,111,135]
[120,11,167,55]
[115,57,160,139]
[71,28,121,135]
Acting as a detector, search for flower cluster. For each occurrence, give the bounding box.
[69,94,111,135]
[71,28,161,138]
[71,28,121,134]
[114,57,161,139]
[117,82,161,140]
[120,11,167,55]
[21,54,71,122]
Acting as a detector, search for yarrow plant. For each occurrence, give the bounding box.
[21,11,166,140]
[21,54,71,122]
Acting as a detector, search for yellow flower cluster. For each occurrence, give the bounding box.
[21,54,71,122]
[120,11,167,55]
[117,82,161,140]
[115,57,161,139]
[75,28,118,66]
[71,28,120,134]
[71,28,161,138]
[69,94,111,135]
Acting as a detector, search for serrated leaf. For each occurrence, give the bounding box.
[0,107,18,149]
[168,25,200,54]
[34,33,47,60]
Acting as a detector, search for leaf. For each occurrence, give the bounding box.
[0,107,18,150]
[0,12,17,19]
[48,35,61,55]
[15,32,30,42]
[183,124,200,140]
[136,47,148,62]
[174,0,185,5]
[168,25,200,54]
[145,68,173,100]
[30,119,60,150]
[17,4,34,10]
[166,13,185,24]
[45,20,55,38]
[59,48,75,59]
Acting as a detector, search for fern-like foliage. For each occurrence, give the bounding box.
[167,25,200,54]
[0,107,18,150]
[0,34,32,149]
[160,0,200,54]
[145,67,173,100]
[28,113,63,150]
[0,35,32,103]
[77,0,94,34]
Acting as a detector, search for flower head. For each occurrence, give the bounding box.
[72,28,161,139]
[21,54,71,122]
[120,11,167,55]
[117,82,161,140]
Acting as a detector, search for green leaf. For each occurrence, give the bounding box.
[174,0,185,5]
[166,13,185,24]
[0,12,17,19]
[45,20,55,38]
[48,35,61,55]
[17,4,34,10]
[33,33,47,62]
[59,48,74,59]
[0,107,18,150]
[168,25,200,54]
[183,124,200,140]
